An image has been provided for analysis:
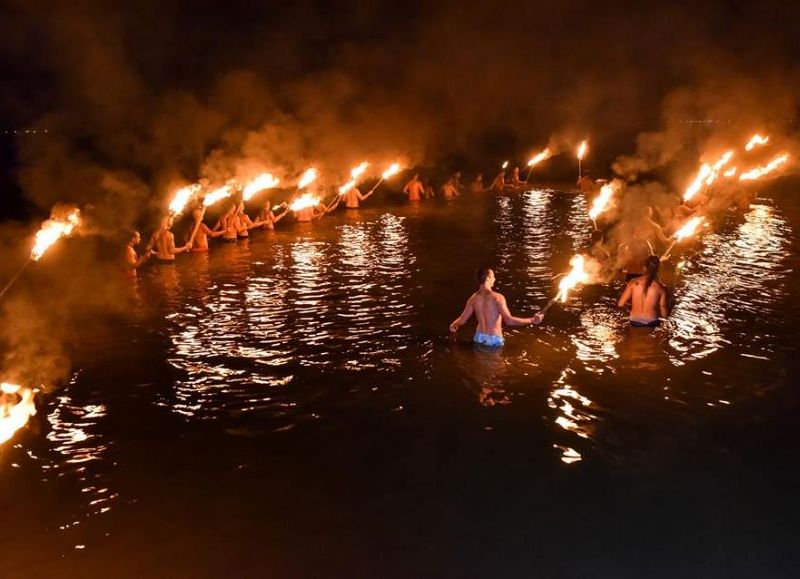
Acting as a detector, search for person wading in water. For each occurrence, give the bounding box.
[617,255,669,327]
[450,267,543,347]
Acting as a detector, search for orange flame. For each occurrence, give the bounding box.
[588,181,619,220]
[673,216,705,241]
[706,151,734,186]
[683,164,712,202]
[203,184,234,207]
[501,161,509,169]
[381,163,401,180]
[31,207,81,261]
[242,173,280,201]
[739,153,790,181]
[168,183,201,215]
[744,134,769,151]
[350,161,369,180]
[0,383,37,445]
[556,254,590,302]
[297,168,318,189]
[577,140,588,161]
[527,147,552,167]
[339,180,357,195]
[289,192,320,212]
[723,167,738,178]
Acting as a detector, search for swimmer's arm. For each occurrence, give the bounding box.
[449,296,475,333]
[358,189,372,200]
[206,224,226,237]
[168,233,190,255]
[274,208,288,222]
[499,296,536,326]
[659,288,669,318]
[618,282,633,308]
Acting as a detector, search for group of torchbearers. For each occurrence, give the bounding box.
[122,153,769,351]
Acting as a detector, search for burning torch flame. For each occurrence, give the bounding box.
[556,254,590,302]
[745,134,769,151]
[673,216,705,241]
[203,184,234,207]
[382,163,401,180]
[527,148,552,167]
[739,153,790,181]
[242,173,280,201]
[31,208,81,261]
[339,162,370,195]
[501,161,509,169]
[297,168,318,190]
[683,164,712,202]
[683,151,734,203]
[723,167,738,178]
[168,183,201,215]
[351,162,369,180]
[577,140,588,161]
[289,192,320,212]
[0,383,37,445]
[588,181,618,221]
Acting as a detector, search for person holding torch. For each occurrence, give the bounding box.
[450,267,543,347]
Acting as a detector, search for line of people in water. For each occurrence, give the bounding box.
[127,164,745,348]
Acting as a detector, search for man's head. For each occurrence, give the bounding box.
[162,215,174,230]
[476,266,495,289]
[130,230,141,246]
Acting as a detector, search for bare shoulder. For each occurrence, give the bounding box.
[491,291,506,304]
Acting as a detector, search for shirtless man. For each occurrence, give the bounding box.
[441,177,460,200]
[234,202,257,239]
[452,171,463,193]
[188,204,224,251]
[215,203,239,241]
[150,216,190,262]
[254,200,289,230]
[124,230,151,276]
[618,255,669,327]
[470,174,485,192]
[294,199,332,223]
[403,174,424,202]
[508,167,523,187]
[450,267,543,347]
[340,185,375,209]
[490,170,506,193]
[577,175,595,195]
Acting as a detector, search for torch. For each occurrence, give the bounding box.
[587,180,617,230]
[0,382,38,445]
[524,148,552,185]
[577,140,588,181]
[661,216,705,261]
[0,207,81,300]
[540,254,590,315]
[367,163,401,195]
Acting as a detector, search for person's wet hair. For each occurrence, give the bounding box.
[644,255,660,292]
[476,266,492,286]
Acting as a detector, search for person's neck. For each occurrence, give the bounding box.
[478,284,492,293]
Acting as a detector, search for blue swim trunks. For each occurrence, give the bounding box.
[474,332,505,347]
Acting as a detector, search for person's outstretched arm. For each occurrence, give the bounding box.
[498,295,540,326]
[449,296,475,333]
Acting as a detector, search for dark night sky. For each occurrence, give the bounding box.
[1,0,799,221]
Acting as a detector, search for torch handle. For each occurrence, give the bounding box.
[661,240,677,261]
[367,178,384,196]
[540,296,559,314]
[187,208,207,247]
[0,260,32,300]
